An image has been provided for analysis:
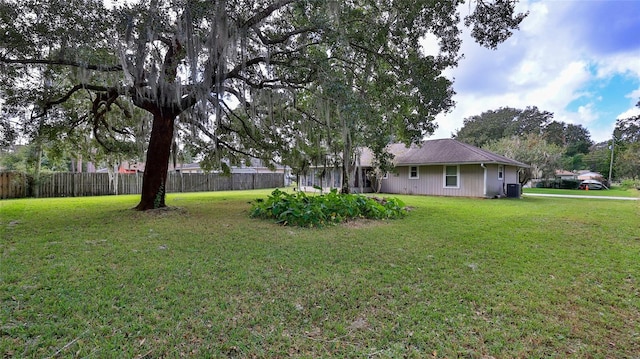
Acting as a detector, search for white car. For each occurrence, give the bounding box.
[578,179,604,190]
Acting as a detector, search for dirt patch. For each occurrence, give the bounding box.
[341,218,384,229]
[135,206,188,217]
[349,317,370,331]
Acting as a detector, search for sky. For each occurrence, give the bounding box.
[429,0,640,143]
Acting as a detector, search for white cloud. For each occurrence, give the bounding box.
[577,103,598,124]
[595,52,640,79]
[523,61,591,108]
[616,106,640,120]
[628,88,640,100]
[430,0,640,146]
[432,59,593,139]
[518,1,549,35]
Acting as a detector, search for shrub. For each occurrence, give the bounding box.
[250,189,407,227]
[619,178,640,190]
[557,179,581,189]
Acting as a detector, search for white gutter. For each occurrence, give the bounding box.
[481,163,487,197]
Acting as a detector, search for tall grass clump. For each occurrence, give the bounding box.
[250,188,406,227]
[619,178,640,190]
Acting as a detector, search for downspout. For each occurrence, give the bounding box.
[481,163,487,198]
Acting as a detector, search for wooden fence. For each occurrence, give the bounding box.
[0,172,28,199]
[0,172,284,199]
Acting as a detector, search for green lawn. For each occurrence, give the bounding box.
[1,190,639,358]
[524,186,639,198]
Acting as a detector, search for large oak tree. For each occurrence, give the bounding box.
[611,100,640,180]
[453,106,553,147]
[454,106,593,171]
[0,0,526,209]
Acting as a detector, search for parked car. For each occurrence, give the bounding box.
[578,179,604,190]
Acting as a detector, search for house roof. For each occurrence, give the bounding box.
[577,171,603,180]
[359,139,529,168]
[555,170,576,177]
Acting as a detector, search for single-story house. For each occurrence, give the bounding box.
[301,139,529,198]
[374,139,529,198]
[555,170,577,180]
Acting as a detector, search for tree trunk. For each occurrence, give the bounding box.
[341,144,351,194]
[135,111,176,210]
[32,141,43,198]
[340,109,351,194]
[76,154,83,173]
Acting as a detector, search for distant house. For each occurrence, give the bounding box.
[98,158,290,177]
[175,158,290,176]
[302,139,529,198]
[577,171,604,181]
[95,161,143,174]
[555,170,577,180]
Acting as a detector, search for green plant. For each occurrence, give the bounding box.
[557,179,581,189]
[619,178,640,190]
[153,183,165,209]
[250,189,406,227]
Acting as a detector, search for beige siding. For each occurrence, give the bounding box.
[485,164,504,197]
[381,164,486,197]
[381,164,522,198]
[459,165,485,197]
[504,166,519,184]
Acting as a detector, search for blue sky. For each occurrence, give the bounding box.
[430,0,640,143]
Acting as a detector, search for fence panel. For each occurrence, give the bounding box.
[117,173,143,195]
[0,172,27,199]
[255,173,284,189]
[38,173,67,197]
[211,174,232,191]
[232,173,252,190]
[1,171,284,199]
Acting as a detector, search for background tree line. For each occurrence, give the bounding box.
[453,103,640,184]
[612,100,640,181]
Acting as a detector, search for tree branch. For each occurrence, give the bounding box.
[31,83,121,120]
[240,0,298,29]
[251,25,317,45]
[294,105,329,128]
[216,138,258,159]
[0,55,123,72]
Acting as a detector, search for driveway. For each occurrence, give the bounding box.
[523,193,639,201]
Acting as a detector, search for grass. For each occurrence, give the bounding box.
[524,186,639,198]
[1,190,639,358]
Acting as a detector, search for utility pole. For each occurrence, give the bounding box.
[608,136,615,185]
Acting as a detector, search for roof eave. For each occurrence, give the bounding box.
[395,161,530,168]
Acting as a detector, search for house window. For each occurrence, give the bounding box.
[444,165,459,188]
[498,165,504,180]
[409,166,419,179]
[382,171,389,179]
